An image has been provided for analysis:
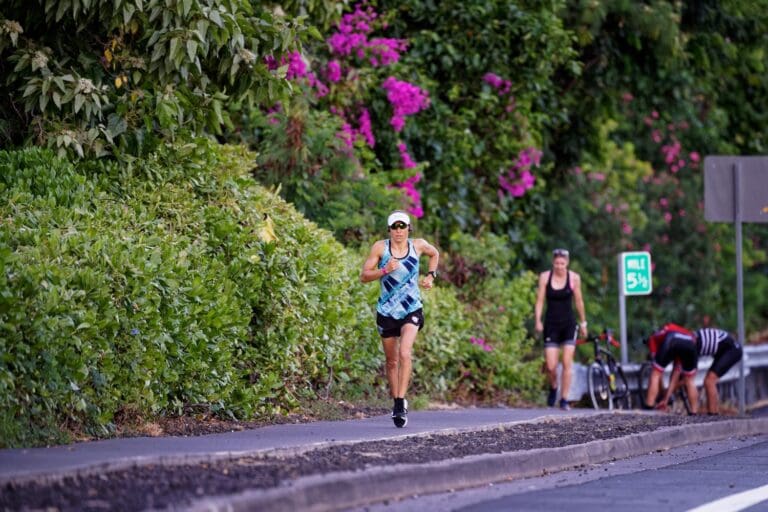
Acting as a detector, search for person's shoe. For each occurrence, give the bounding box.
[559,398,571,411]
[393,397,408,428]
[547,387,558,407]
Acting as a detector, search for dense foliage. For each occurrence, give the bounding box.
[2,0,768,445]
[0,0,341,156]
[0,144,377,445]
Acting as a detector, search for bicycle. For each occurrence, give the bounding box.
[637,361,700,415]
[578,329,631,410]
[577,329,632,410]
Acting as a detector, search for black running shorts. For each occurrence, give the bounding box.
[543,322,578,348]
[709,336,743,377]
[653,332,698,374]
[376,309,424,338]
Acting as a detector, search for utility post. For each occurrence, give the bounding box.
[704,156,768,415]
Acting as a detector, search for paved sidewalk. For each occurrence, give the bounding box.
[0,407,596,484]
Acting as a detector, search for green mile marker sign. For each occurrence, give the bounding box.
[621,251,652,296]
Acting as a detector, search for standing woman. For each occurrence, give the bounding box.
[360,211,439,428]
[534,248,588,410]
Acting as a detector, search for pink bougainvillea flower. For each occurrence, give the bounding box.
[589,172,606,182]
[470,336,494,352]
[326,60,342,82]
[393,171,423,218]
[483,72,512,95]
[327,4,407,68]
[285,51,308,80]
[358,108,375,147]
[498,147,541,198]
[397,142,417,169]
[382,77,430,132]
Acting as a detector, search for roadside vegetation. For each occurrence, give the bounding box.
[1,0,767,447]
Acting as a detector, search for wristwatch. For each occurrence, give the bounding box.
[427,270,438,279]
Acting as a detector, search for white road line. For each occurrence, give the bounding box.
[685,484,768,512]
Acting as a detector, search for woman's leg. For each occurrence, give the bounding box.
[704,370,720,414]
[395,324,419,398]
[381,336,399,398]
[544,346,560,391]
[560,344,576,400]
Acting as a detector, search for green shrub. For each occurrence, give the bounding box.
[0,144,381,446]
[412,285,473,396]
[434,232,542,402]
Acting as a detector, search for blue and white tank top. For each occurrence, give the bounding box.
[377,239,422,319]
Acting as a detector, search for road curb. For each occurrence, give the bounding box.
[184,417,768,512]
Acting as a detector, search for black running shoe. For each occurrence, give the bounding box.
[560,398,571,411]
[393,398,408,428]
[547,387,558,407]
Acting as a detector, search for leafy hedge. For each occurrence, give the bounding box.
[0,144,384,446]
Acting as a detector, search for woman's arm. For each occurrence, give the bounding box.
[360,241,387,283]
[414,238,439,289]
[571,271,587,335]
[534,272,548,333]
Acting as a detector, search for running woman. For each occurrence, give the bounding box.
[360,211,439,428]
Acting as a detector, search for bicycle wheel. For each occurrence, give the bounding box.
[587,362,612,409]
[670,388,690,415]
[611,365,631,409]
[676,386,702,415]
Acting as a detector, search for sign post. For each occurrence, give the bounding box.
[704,156,768,415]
[618,251,652,365]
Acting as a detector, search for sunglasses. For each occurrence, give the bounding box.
[389,222,409,230]
[552,248,569,257]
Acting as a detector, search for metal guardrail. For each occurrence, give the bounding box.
[745,343,768,367]
[565,343,768,401]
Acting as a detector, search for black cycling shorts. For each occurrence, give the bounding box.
[543,322,578,348]
[709,336,743,377]
[653,332,698,374]
[376,309,424,338]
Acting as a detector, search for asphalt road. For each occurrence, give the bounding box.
[354,435,768,512]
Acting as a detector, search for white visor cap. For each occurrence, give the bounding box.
[387,211,411,227]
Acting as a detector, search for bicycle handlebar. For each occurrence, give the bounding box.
[576,329,620,348]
